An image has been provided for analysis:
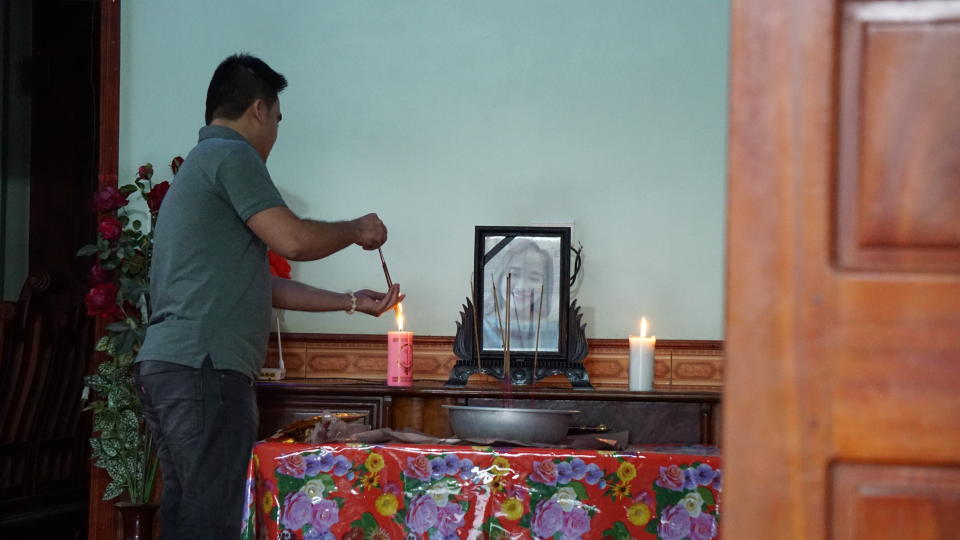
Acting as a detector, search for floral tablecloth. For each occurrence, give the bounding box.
[241,442,721,540]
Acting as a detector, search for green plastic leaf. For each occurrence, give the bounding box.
[403,476,427,494]
[526,480,554,509]
[357,511,378,533]
[85,374,106,390]
[89,437,104,456]
[321,473,336,493]
[95,335,113,352]
[107,321,130,332]
[654,483,684,509]
[602,521,631,540]
[105,459,126,483]
[101,438,120,458]
[93,410,115,432]
[102,480,124,501]
[698,485,717,507]
[119,408,139,433]
[114,329,137,356]
[275,472,306,496]
[569,480,589,500]
[77,244,100,257]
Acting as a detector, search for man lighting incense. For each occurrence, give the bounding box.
[134,54,403,539]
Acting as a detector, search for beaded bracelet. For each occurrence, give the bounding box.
[345,290,357,315]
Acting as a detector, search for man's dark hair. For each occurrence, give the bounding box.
[205,53,288,125]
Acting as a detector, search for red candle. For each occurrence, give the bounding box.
[387,304,413,386]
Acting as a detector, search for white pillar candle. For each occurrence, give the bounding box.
[628,317,656,391]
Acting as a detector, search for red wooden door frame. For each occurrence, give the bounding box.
[88,1,121,538]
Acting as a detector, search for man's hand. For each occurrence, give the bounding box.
[355,284,404,316]
[351,213,388,251]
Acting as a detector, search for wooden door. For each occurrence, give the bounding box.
[725,1,960,539]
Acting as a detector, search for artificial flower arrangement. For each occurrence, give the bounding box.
[78,157,180,502]
[269,249,292,280]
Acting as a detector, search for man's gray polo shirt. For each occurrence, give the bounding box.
[137,125,286,379]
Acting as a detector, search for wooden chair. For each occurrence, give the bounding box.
[0,273,92,537]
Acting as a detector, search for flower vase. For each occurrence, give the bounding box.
[115,502,159,540]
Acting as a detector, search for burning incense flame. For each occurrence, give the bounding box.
[640,316,649,338]
[395,302,405,332]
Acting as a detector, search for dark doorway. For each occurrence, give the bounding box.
[29,0,100,279]
[0,1,99,538]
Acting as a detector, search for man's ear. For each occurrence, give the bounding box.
[250,98,268,124]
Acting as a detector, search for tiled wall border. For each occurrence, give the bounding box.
[266,334,723,391]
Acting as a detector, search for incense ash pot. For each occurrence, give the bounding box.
[443,405,579,445]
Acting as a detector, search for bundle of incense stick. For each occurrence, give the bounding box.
[491,279,505,348]
[504,273,511,386]
[377,248,401,316]
[532,283,544,393]
[491,276,511,403]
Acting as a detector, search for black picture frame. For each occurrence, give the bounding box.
[475,226,570,359]
[446,226,592,389]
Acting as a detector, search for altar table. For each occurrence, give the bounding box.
[242,442,722,540]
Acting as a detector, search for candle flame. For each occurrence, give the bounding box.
[640,317,649,338]
[395,302,405,332]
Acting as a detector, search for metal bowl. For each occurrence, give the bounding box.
[443,405,579,444]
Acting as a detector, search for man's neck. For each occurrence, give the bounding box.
[210,118,265,160]
[210,118,252,141]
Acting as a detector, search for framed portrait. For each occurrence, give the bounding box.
[474,226,571,359]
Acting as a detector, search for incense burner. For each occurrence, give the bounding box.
[443,405,578,444]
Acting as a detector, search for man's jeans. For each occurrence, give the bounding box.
[135,358,258,540]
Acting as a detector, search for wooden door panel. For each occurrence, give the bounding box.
[831,278,960,460]
[727,0,960,539]
[836,2,960,271]
[832,463,960,540]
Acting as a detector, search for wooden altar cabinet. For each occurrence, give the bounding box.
[255,380,722,446]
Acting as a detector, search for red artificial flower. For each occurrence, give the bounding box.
[170,156,184,175]
[146,181,170,214]
[89,263,111,285]
[268,250,292,279]
[137,164,154,180]
[97,215,123,241]
[91,186,129,212]
[84,283,120,318]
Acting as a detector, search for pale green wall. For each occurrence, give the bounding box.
[120,1,729,340]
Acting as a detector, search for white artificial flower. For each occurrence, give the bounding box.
[428,484,450,507]
[681,491,705,517]
[553,486,579,512]
[300,479,326,503]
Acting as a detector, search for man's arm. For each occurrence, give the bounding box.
[247,206,387,261]
[272,277,403,316]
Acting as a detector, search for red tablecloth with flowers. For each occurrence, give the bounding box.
[241,442,721,540]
